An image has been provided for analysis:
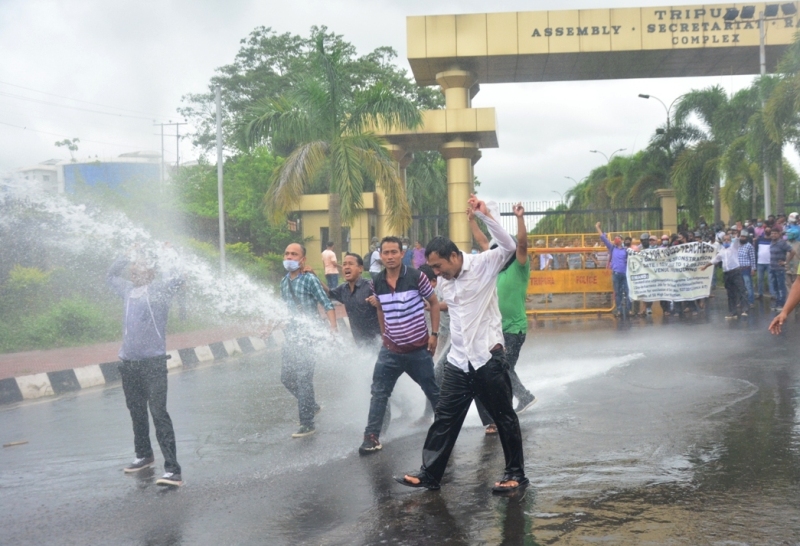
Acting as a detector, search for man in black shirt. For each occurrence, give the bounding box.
[329,253,381,345]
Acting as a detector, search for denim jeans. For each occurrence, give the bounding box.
[325,274,338,289]
[419,353,525,484]
[612,271,630,313]
[756,264,770,296]
[364,347,439,436]
[119,357,180,474]
[770,269,788,307]
[281,342,317,427]
[740,268,754,305]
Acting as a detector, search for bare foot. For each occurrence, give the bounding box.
[494,479,520,489]
[403,474,421,485]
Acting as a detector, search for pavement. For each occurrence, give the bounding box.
[3,292,800,544]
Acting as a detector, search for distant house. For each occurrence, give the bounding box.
[16,151,162,194]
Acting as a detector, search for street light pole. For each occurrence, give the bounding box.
[216,86,226,276]
[759,10,772,218]
[590,148,626,164]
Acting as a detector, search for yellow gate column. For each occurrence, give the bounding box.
[655,189,678,234]
[378,144,413,239]
[436,70,481,251]
[440,140,480,251]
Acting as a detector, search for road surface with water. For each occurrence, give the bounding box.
[2,299,800,544]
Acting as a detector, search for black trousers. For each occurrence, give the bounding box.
[723,269,747,314]
[476,332,532,426]
[420,351,525,484]
[119,357,180,474]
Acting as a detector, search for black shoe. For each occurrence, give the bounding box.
[123,456,155,473]
[358,433,382,455]
[292,425,316,438]
[515,395,537,413]
[156,472,183,487]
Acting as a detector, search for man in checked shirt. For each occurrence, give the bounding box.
[280,243,338,439]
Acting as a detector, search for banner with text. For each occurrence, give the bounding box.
[626,242,715,302]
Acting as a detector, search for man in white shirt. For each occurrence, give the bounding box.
[702,234,747,319]
[321,241,340,289]
[395,196,527,494]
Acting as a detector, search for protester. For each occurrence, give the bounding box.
[402,238,414,267]
[596,222,630,317]
[280,243,337,439]
[633,233,653,316]
[358,236,440,455]
[769,273,800,334]
[369,241,383,277]
[469,202,537,434]
[412,240,426,268]
[701,234,747,319]
[535,239,553,303]
[786,228,800,300]
[737,232,756,308]
[417,263,451,425]
[321,241,341,289]
[329,253,380,346]
[396,196,527,494]
[768,229,796,311]
[107,250,184,487]
[755,227,772,299]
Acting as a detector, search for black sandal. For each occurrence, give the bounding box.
[394,472,441,491]
[492,475,529,494]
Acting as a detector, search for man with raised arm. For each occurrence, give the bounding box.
[596,222,630,317]
[469,202,536,435]
[395,195,528,494]
[107,248,184,487]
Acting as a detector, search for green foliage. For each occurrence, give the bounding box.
[1,265,53,316]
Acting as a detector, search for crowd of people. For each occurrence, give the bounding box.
[106,201,800,492]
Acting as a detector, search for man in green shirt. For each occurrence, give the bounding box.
[469,203,536,433]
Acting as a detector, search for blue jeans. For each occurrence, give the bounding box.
[756,264,770,296]
[325,273,338,289]
[770,269,788,307]
[740,268,754,305]
[364,347,439,436]
[612,271,630,313]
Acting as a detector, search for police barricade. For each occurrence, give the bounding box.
[527,247,616,317]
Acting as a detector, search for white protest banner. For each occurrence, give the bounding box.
[626,242,715,302]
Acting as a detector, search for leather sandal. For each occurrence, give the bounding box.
[394,472,441,491]
[492,475,529,494]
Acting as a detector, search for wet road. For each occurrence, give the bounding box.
[3,298,800,544]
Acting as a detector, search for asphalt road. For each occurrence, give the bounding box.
[3,298,800,544]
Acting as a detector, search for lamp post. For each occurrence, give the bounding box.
[565,175,587,186]
[590,148,626,164]
[637,93,686,136]
[552,190,564,203]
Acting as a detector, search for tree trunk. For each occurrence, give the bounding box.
[751,178,758,219]
[776,148,785,214]
[713,177,721,225]
[328,193,342,264]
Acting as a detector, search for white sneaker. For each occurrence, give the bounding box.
[156,472,183,486]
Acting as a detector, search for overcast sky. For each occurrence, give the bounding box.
[0,0,780,203]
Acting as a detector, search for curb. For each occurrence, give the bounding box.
[0,335,275,407]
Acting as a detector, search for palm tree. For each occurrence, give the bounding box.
[672,85,757,222]
[763,71,800,213]
[242,34,421,253]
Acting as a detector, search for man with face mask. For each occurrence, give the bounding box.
[596,222,630,318]
[280,243,337,438]
[768,229,796,311]
[107,249,185,486]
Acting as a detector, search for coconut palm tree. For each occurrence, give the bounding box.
[672,85,757,222]
[242,35,421,252]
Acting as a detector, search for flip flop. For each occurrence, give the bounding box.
[492,476,529,494]
[394,473,441,491]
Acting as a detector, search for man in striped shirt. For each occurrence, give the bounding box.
[358,236,441,455]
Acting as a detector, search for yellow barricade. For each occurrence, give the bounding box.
[526,244,629,317]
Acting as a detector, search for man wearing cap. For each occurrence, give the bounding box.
[107,249,185,486]
[596,222,630,317]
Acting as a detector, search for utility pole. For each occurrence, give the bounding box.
[216,86,226,275]
[760,11,772,218]
[154,121,186,178]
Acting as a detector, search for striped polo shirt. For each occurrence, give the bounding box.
[372,265,434,353]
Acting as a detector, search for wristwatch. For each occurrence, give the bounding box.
[431,332,439,337]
